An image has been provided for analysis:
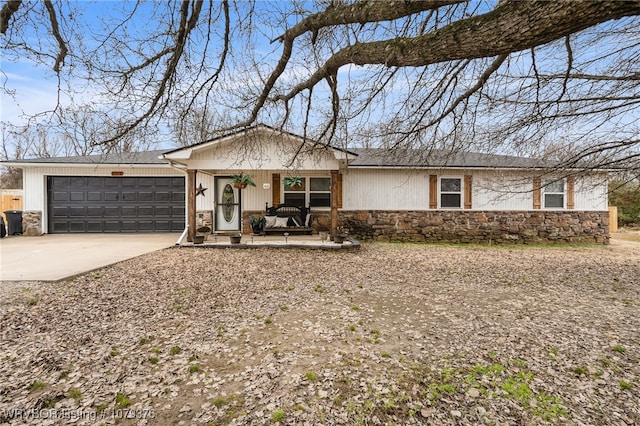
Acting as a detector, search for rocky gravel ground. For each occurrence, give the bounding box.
[1,240,639,426]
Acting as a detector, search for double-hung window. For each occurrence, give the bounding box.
[283,177,331,208]
[440,177,462,208]
[543,180,565,208]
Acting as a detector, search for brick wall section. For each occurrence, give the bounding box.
[338,210,609,244]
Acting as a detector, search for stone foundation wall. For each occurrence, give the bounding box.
[338,210,609,244]
[22,210,42,236]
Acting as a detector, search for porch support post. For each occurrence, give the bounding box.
[331,169,339,237]
[187,169,197,241]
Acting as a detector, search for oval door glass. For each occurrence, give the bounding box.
[222,184,235,223]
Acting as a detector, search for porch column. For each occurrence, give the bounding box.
[331,170,339,237]
[187,169,197,241]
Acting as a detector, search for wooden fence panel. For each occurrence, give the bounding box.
[608,206,618,233]
[0,194,23,224]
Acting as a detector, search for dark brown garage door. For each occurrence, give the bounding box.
[47,176,185,233]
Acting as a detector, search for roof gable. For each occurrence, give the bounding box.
[162,124,356,170]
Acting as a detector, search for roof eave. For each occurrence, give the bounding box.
[0,161,170,168]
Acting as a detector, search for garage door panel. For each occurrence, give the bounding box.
[139,192,154,202]
[51,177,70,188]
[138,221,154,231]
[86,221,103,232]
[70,177,86,187]
[69,206,86,217]
[48,176,185,233]
[155,192,170,202]
[121,192,137,202]
[155,206,171,216]
[121,221,138,231]
[86,207,103,217]
[154,220,171,232]
[103,221,121,232]
[139,206,154,216]
[138,177,155,186]
[68,221,86,232]
[121,206,137,216]
[52,206,68,217]
[70,192,85,201]
[52,192,69,202]
[104,206,120,217]
[104,192,119,201]
[87,191,102,201]
[52,222,69,232]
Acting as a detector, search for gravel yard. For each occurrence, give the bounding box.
[1,239,639,425]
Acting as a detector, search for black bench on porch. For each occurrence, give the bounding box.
[264,203,313,234]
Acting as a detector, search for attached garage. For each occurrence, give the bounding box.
[1,149,187,235]
[47,176,185,233]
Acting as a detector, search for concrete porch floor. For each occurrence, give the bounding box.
[180,233,361,250]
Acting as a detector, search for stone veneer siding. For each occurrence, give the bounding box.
[22,210,42,236]
[338,210,609,244]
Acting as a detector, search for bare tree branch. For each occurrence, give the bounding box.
[102,0,204,146]
[233,0,463,128]
[277,0,640,103]
[43,0,68,73]
[0,0,21,34]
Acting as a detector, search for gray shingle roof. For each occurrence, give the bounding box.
[348,148,547,169]
[5,146,547,169]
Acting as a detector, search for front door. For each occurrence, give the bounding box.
[214,177,241,231]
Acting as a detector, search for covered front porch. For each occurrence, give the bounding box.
[159,125,355,242]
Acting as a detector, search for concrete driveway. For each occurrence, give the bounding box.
[0,233,179,281]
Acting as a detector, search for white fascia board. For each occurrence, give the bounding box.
[161,148,193,160]
[1,162,172,169]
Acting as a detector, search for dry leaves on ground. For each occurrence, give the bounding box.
[1,240,639,425]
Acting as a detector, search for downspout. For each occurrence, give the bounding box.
[166,159,189,245]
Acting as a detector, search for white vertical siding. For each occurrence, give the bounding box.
[240,170,273,210]
[195,173,215,211]
[472,170,534,210]
[343,168,607,211]
[343,169,431,210]
[187,133,342,170]
[574,174,608,210]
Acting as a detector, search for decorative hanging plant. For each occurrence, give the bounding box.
[231,172,256,189]
[282,175,303,189]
